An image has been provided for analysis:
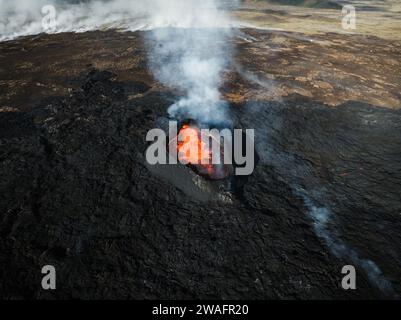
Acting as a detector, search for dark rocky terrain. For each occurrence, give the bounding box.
[0,29,400,299]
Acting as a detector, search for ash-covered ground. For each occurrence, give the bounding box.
[0,29,400,299]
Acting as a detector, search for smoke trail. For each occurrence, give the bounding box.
[300,190,395,296]
[0,1,238,39]
[0,0,158,41]
[244,102,396,296]
[0,0,238,124]
[146,0,236,125]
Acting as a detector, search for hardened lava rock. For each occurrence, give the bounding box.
[0,30,400,299]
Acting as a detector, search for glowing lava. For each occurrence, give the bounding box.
[177,124,213,170]
[175,123,230,180]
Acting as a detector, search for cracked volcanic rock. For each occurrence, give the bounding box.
[0,30,400,299]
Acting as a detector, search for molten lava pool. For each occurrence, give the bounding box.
[175,123,231,180]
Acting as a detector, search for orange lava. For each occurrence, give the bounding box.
[177,124,214,175]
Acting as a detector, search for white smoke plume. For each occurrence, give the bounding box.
[0,0,238,123]
[0,0,238,40]
[299,189,396,297]
[147,0,236,124]
[0,0,134,40]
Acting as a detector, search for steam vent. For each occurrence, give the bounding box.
[1,0,401,304]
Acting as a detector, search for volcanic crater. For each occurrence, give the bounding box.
[0,27,400,299]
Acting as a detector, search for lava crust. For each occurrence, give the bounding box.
[0,29,400,299]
